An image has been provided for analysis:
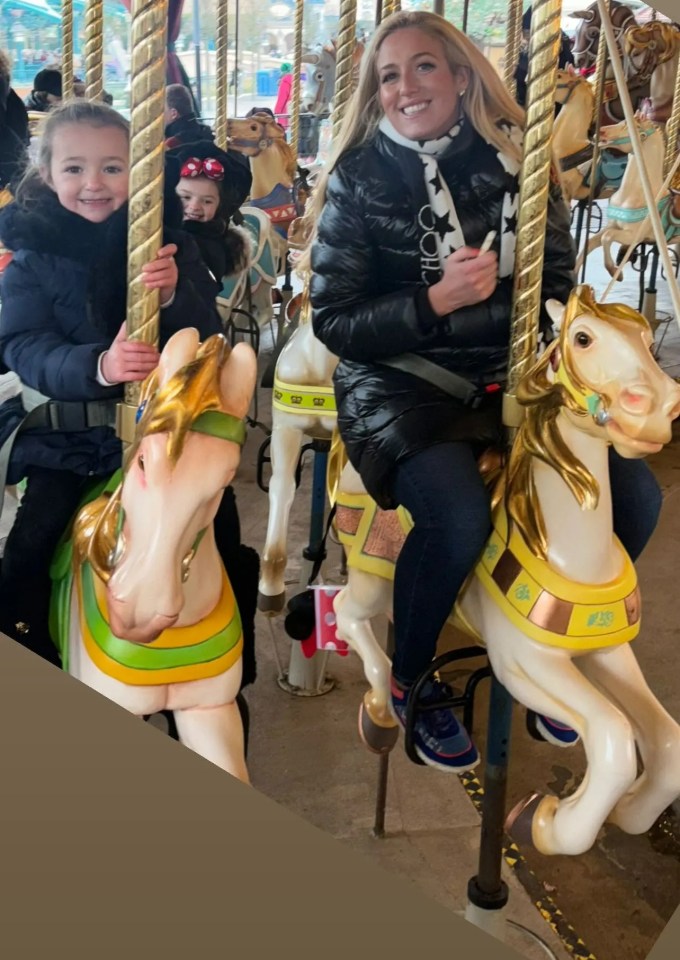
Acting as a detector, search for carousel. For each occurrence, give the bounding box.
[1,0,680,957]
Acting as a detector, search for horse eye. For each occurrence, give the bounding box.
[138,454,145,472]
[315,71,324,81]
[575,331,592,348]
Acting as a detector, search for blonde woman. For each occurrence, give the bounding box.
[306,12,662,771]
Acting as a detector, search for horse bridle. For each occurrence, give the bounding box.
[108,408,247,582]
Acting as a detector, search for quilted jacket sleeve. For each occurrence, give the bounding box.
[0,254,113,401]
[160,232,223,345]
[310,154,439,363]
[539,174,576,320]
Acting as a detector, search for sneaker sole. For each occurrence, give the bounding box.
[534,714,580,749]
[413,743,481,774]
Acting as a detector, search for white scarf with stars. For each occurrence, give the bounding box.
[378,113,523,287]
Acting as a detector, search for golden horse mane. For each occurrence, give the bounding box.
[73,334,232,583]
[501,286,649,560]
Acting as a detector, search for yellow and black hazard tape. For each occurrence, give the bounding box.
[458,770,598,960]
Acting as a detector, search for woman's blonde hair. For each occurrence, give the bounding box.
[298,11,526,273]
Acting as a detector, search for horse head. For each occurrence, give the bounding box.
[597,114,660,153]
[301,44,336,115]
[82,330,257,644]
[543,286,680,457]
[623,22,680,84]
[572,1,638,71]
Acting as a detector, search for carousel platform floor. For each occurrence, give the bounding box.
[1,235,679,960]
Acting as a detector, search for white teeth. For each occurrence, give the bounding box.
[402,102,428,116]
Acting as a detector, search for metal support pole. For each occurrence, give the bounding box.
[233,0,240,117]
[372,621,395,839]
[465,678,513,937]
[214,0,228,148]
[192,0,202,112]
[280,445,335,696]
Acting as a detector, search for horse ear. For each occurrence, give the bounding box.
[573,9,594,20]
[158,328,200,387]
[302,52,320,64]
[219,341,258,420]
[546,299,566,331]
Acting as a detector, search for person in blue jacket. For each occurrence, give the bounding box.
[0,99,225,664]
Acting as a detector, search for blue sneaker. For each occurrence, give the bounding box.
[390,677,480,773]
[532,712,580,747]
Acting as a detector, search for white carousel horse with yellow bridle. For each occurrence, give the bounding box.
[331,284,680,857]
[575,115,679,278]
[257,282,338,612]
[50,330,258,783]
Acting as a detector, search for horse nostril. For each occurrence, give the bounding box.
[620,388,653,416]
[665,393,680,421]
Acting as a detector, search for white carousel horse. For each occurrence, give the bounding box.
[553,69,630,204]
[257,288,338,612]
[50,330,258,783]
[575,116,678,277]
[623,22,680,126]
[300,39,365,117]
[331,284,680,857]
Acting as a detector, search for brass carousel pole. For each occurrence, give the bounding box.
[663,59,680,178]
[117,0,169,449]
[504,0,524,98]
[381,0,399,18]
[332,0,358,141]
[214,0,228,150]
[289,0,304,158]
[578,0,609,281]
[466,0,564,939]
[84,0,104,101]
[61,0,74,101]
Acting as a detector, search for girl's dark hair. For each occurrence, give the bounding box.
[15,99,130,208]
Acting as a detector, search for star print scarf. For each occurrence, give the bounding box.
[378,114,522,288]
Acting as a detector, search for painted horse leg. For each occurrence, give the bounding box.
[333,572,398,753]
[580,644,680,835]
[258,424,304,608]
[468,582,640,855]
[173,701,250,783]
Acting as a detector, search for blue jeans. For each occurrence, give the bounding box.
[389,442,662,686]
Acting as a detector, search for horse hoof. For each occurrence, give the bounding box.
[257,591,286,615]
[505,792,544,848]
[358,700,399,755]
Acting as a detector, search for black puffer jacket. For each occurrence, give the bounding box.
[311,123,575,509]
[0,190,222,483]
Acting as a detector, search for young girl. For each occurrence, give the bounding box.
[169,140,250,290]
[0,100,226,665]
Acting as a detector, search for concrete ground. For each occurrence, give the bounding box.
[1,211,679,960]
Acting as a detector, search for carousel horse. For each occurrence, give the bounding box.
[50,329,258,783]
[300,39,365,117]
[217,204,278,333]
[624,22,680,125]
[257,286,338,612]
[227,112,297,264]
[572,2,651,124]
[553,69,629,204]
[575,116,679,277]
[331,284,680,857]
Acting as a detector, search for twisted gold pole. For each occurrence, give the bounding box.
[505,0,563,430]
[381,0,398,19]
[504,0,524,97]
[84,0,104,101]
[663,58,680,177]
[332,0,358,141]
[290,0,304,157]
[214,0,228,149]
[121,0,169,424]
[61,0,74,101]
